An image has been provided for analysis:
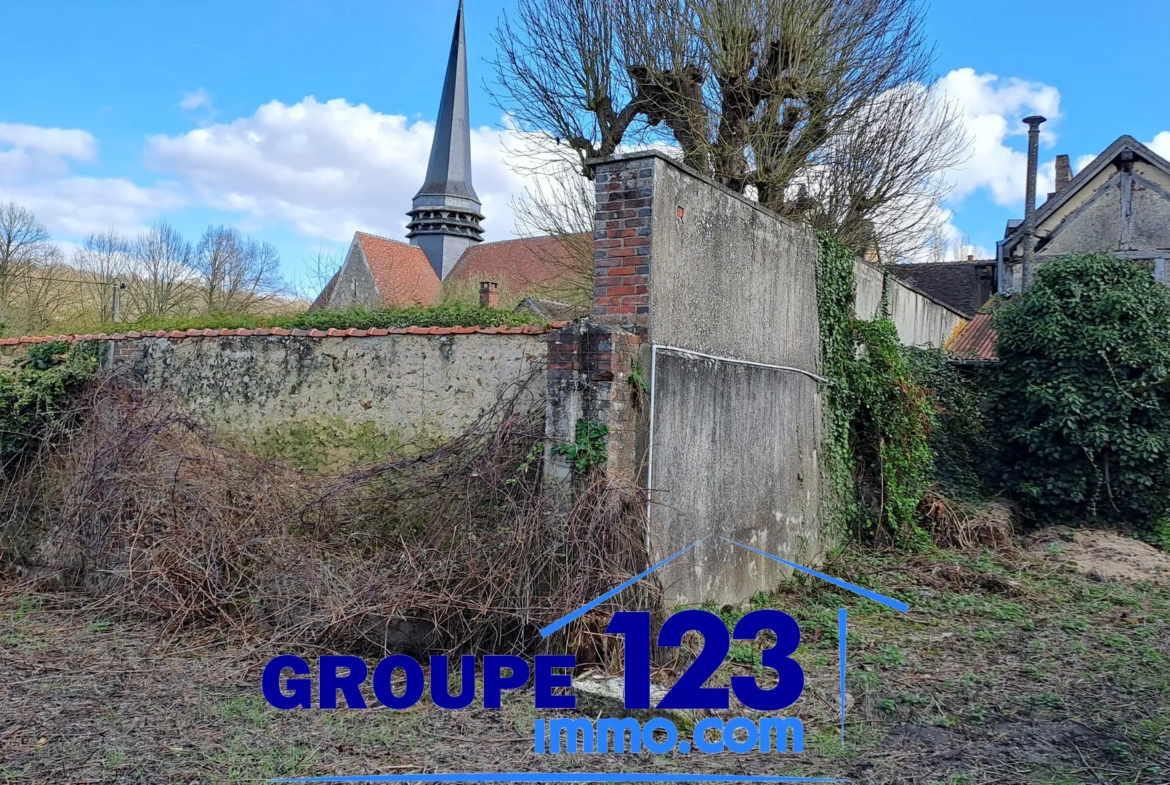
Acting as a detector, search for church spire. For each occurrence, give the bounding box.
[406,0,484,280]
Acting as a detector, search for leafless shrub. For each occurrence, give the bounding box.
[1,373,651,657]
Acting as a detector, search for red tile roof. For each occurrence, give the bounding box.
[445,234,590,297]
[947,312,998,362]
[0,323,570,346]
[356,232,441,308]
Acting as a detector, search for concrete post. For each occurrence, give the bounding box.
[111,279,123,323]
[1022,115,1046,291]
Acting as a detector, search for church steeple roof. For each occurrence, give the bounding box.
[407,0,484,280]
[415,0,477,203]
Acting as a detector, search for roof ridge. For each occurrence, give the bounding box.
[356,231,413,246]
[1006,133,1170,250]
[468,233,590,250]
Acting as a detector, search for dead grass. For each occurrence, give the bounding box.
[1,531,1166,784]
[1,373,652,657]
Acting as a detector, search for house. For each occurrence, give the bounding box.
[886,259,997,318]
[900,126,1170,362]
[311,1,584,313]
[997,133,1170,294]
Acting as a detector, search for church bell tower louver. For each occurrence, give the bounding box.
[406,0,484,280]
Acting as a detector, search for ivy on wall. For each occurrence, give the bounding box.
[815,234,937,548]
[815,232,858,540]
[0,341,97,477]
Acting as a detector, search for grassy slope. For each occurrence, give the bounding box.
[0,537,1166,784]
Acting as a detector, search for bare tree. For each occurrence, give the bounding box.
[509,144,597,305]
[74,228,131,322]
[0,202,56,318]
[128,221,192,319]
[294,247,343,305]
[797,84,966,260]
[17,245,71,334]
[492,0,967,259]
[193,226,283,315]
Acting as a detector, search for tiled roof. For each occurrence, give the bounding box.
[946,312,998,362]
[357,232,442,307]
[886,261,997,317]
[514,297,590,322]
[0,323,570,346]
[445,234,590,296]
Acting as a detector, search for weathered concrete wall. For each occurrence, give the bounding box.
[853,260,886,322]
[853,259,967,349]
[113,332,546,456]
[591,152,825,608]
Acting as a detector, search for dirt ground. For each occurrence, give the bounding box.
[1,533,1168,785]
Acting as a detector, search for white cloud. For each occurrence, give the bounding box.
[1148,131,1170,160]
[144,96,539,244]
[934,68,1062,208]
[179,88,214,112]
[1074,153,1096,174]
[0,123,183,238]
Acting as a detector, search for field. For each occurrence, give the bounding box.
[1,529,1167,785]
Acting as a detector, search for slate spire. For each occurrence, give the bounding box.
[407,0,485,280]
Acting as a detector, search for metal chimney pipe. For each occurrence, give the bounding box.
[1021,115,1046,291]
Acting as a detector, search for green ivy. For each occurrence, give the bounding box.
[0,341,98,476]
[905,347,993,501]
[553,419,609,474]
[117,303,544,334]
[987,252,1170,533]
[846,320,936,547]
[816,234,936,548]
[815,232,858,540]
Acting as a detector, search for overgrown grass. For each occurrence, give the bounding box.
[3,536,1165,783]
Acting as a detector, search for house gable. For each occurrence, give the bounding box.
[1005,136,1170,263]
[310,236,383,312]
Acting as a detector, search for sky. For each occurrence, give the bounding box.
[2,0,1169,287]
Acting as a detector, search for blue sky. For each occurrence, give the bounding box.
[2,0,1168,287]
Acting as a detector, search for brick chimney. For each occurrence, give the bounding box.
[967,254,974,261]
[479,281,499,308]
[1055,154,1072,192]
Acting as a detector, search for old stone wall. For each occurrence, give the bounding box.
[854,259,968,348]
[99,329,547,461]
[587,151,825,608]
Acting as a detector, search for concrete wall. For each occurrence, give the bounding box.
[111,332,546,455]
[853,259,967,349]
[590,152,825,608]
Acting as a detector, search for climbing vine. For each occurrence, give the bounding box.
[0,340,98,477]
[846,320,936,547]
[815,234,936,549]
[815,232,857,540]
[987,252,1170,532]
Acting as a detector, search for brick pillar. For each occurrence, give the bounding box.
[543,154,659,505]
[542,322,647,500]
[592,159,654,329]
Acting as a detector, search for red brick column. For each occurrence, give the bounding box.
[592,160,653,327]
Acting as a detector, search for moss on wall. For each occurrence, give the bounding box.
[221,417,445,471]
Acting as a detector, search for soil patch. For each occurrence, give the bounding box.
[1030,527,1170,586]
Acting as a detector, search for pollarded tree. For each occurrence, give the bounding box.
[987,253,1170,532]
[491,0,967,259]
